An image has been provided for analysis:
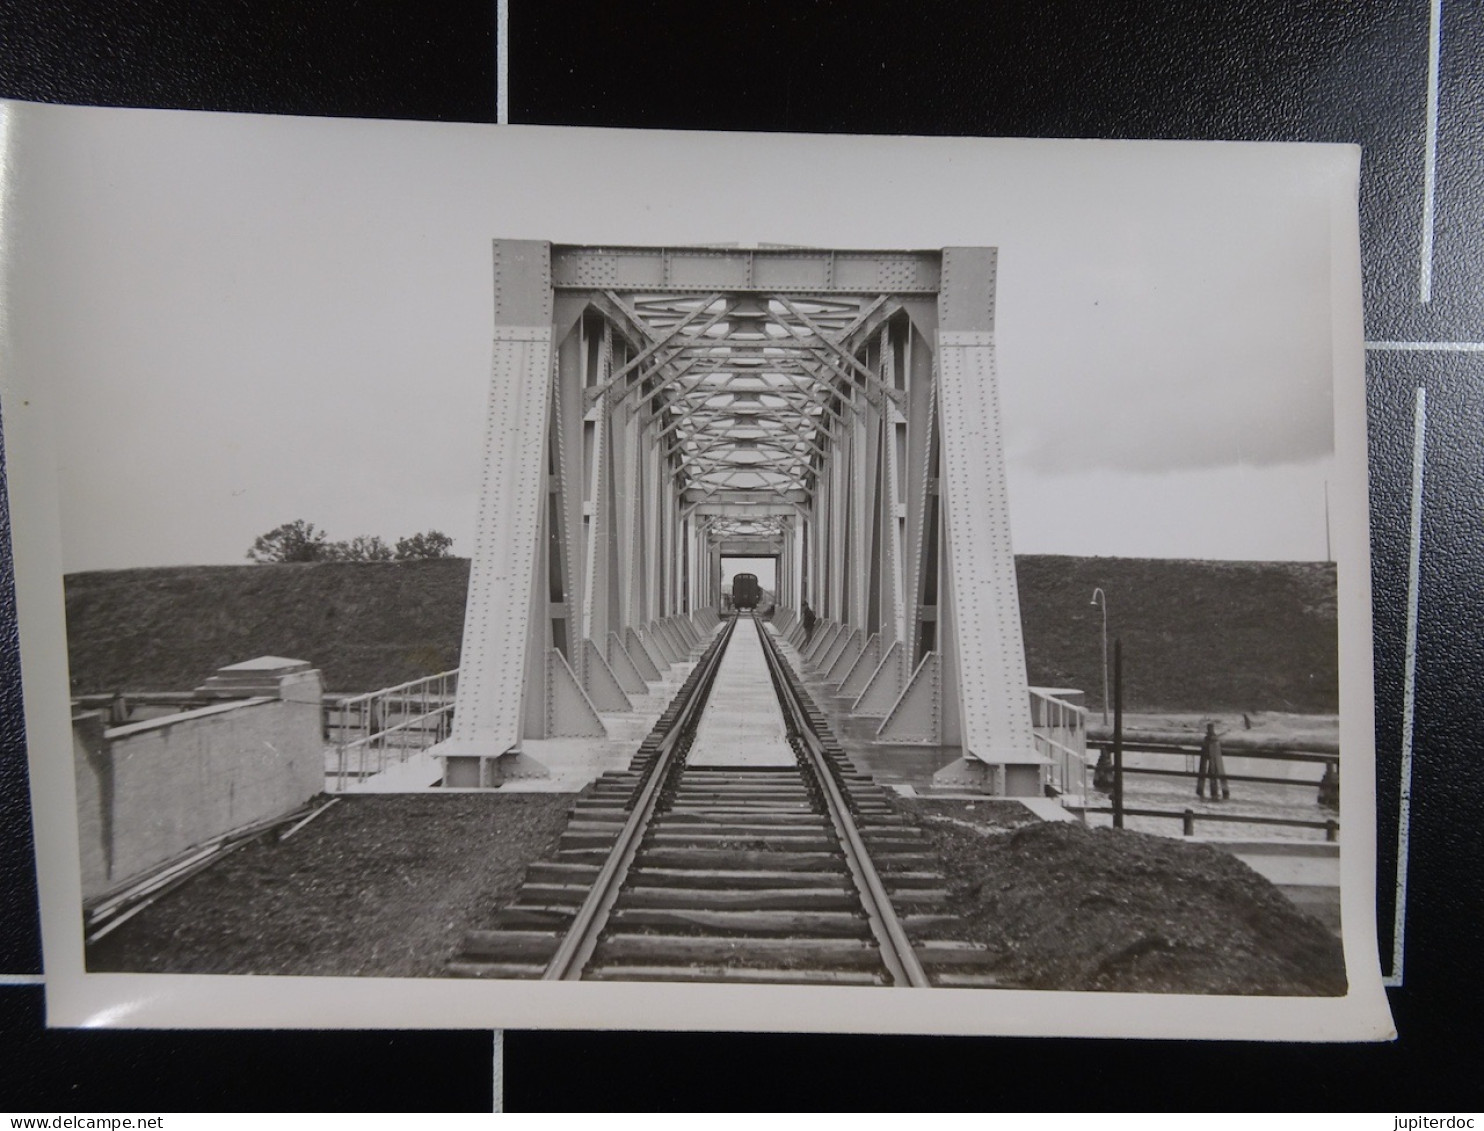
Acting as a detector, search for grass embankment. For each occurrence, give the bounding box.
[65,559,471,693]
[1015,556,1336,714]
[65,556,1336,711]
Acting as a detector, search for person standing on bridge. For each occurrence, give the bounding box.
[801,599,817,643]
[1196,721,1230,801]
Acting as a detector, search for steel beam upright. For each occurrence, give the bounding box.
[580,322,611,643]
[829,431,848,622]
[850,397,872,630]
[437,240,559,786]
[882,402,906,650]
[614,392,641,632]
[933,248,1038,790]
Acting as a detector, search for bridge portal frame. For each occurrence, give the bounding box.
[435,241,1041,794]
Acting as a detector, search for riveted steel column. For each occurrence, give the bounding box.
[778,521,794,612]
[681,514,694,614]
[580,321,610,643]
[936,247,1036,768]
[902,321,937,669]
[614,391,640,633]
[664,461,680,617]
[439,240,556,778]
[656,448,671,619]
[883,394,907,651]
[550,319,584,661]
[642,424,662,627]
[828,427,848,621]
[851,390,872,630]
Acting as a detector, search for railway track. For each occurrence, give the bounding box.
[448,614,1001,987]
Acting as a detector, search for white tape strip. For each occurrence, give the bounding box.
[497,0,510,124]
[1420,0,1443,302]
[1384,385,1426,987]
[493,1029,505,1112]
[1367,341,1484,352]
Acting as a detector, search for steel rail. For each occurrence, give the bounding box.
[754,619,931,989]
[541,617,737,981]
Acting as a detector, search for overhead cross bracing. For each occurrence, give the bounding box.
[592,291,901,509]
[592,290,910,566]
[434,242,1045,797]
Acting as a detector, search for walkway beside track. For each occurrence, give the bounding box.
[686,617,796,767]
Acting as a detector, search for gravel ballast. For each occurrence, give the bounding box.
[88,793,573,978]
[88,791,1348,995]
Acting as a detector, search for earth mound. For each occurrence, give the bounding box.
[907,807,1346,996]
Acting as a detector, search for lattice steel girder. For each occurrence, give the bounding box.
[646,355,858,443]
[601,290,728,388]
[683,488,809,505]
[551,246,941,295]
[690,504,797,517]
[717,538,783,554]
[772,295,900,409]
[590,291,732,408]
[442,241,1038,790]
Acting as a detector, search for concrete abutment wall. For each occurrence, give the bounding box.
[74,663,324,901]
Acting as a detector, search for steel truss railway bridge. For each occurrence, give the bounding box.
[434,241,1077,798]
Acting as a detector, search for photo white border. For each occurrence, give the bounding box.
[0,101,1394,1038]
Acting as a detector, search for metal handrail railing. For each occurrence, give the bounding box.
[1067,804,1340,842]
[1029,687,1088,812]
[324,669,459,789]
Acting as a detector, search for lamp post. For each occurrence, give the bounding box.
[1090,588,1109,725]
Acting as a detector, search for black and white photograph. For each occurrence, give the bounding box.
[1,100,1392,1038]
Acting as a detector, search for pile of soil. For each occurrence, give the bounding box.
[87,793,572,977]
[899,799,1346,996]
[896,797,1042,833]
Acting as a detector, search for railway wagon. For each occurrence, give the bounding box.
[730,572,762,611]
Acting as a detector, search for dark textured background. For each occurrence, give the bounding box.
[2,0,1481,1110]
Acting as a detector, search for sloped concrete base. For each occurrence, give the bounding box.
[1017,797,1079,822]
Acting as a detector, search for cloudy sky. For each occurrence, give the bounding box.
[3,104,1355,572]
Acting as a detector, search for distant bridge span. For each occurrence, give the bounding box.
[434,241,1043,795]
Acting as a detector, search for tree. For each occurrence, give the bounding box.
[247,520,330,563]
[248,523,453,563]
[326,535,394,562]
[395,530,454,560]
